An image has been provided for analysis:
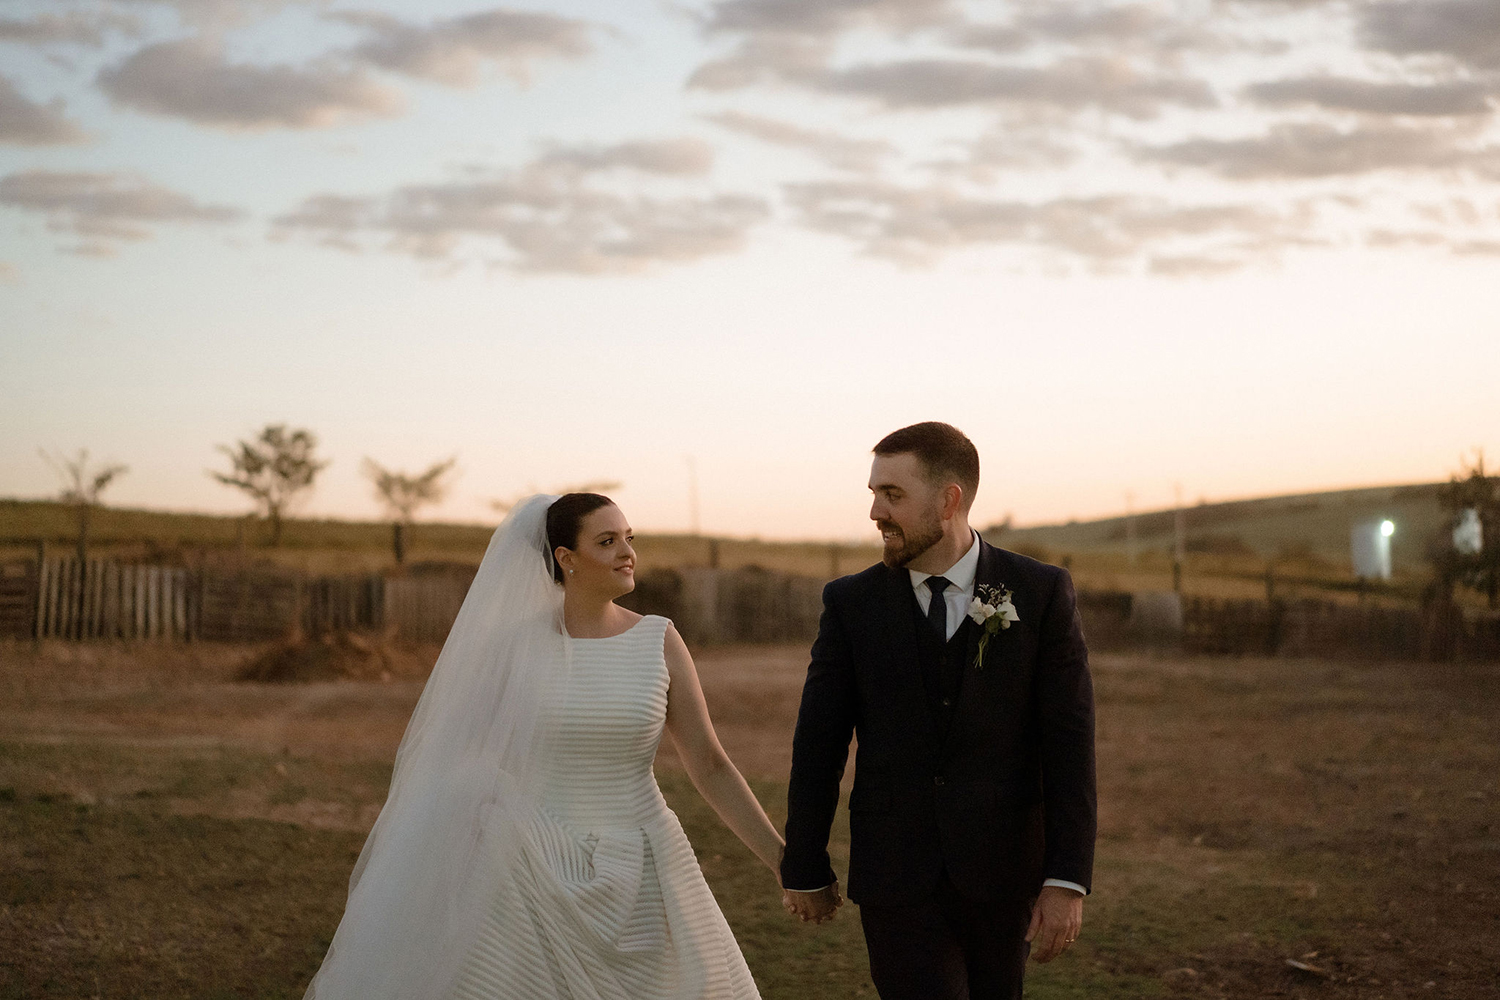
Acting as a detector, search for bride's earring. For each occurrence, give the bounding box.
[569,569,575,576]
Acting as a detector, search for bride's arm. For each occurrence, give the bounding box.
[662,624,785,878]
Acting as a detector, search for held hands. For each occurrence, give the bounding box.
[781,882,843,924]
[1025,884,1084,963]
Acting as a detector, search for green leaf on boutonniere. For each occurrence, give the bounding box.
[967,584,1019,670]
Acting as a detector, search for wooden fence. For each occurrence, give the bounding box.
[620,566,824,645]
[0,559,38,640]
[1079,589,1500,662]
[33,559,194,641]
[0,555,478,645]
[6,553,1497,662]
[384,572,472,643]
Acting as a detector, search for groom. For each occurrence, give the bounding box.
[780,422,1096,999]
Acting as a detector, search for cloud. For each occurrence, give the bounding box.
[536,138,715,175]
[335,7,592,87]
[702,111,891,172]
[0,170,240,253]
[1358,0,1500,69]
[818,57,1215,118]
[98,37,403,130]
[783,178,1286,268]
[692,5,1217,120]
[0,74,89,145]
[1246,76,1494,116]
[0,10,140,46]
[1140,122,1500,178]
[946,23,1028,54]
[692,1,1234,99]
[701,0,954,38]
[272,145,769,273]
[690,0,955,90]
[688,35,828,90]
[1452,238,1500,255]
[954,122,1081,175]
[1365,228,1449,248]
[113,0,311,29]
[952,4,1229,57]
[1148,254,1247,276]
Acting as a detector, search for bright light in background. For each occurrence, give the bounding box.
[1381,520,1396,538]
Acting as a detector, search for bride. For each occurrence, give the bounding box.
[305,493,788,1000]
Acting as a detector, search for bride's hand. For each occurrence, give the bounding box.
[782,883,842,924]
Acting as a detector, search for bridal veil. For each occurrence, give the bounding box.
[305,494,569,1000]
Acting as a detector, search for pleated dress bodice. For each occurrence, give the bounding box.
[536,616,673,831]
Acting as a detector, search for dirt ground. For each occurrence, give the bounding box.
[2,639,1497,999]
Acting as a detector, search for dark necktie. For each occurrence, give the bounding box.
[926,576,951,639]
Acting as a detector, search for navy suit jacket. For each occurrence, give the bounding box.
[780,539,1097,906]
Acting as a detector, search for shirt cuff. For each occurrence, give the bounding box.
[784,883,834,893]
[1043,878,1088,896]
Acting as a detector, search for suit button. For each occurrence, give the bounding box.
[940,697,953,707]
[933,776,945,786]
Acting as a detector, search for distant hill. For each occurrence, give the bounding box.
[988,483,1448,572]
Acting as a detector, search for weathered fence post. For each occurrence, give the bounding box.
[31,541,45,642]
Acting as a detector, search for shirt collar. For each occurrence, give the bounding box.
[908,529,981,595]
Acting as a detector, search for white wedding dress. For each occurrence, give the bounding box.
[448,615,760,1000]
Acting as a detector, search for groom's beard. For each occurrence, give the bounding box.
[878,508,944,568]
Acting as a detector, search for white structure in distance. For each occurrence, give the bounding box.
[1454,508,1483,555]
[1351,519,1395,581]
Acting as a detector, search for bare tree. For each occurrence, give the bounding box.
[362,456,457,564]
[210,425,329,547]
[40,448,127,564]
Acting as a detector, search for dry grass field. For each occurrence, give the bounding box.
[0,500,883,579]
[2,638,1497,999]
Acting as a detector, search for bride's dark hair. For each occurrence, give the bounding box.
[545,493,615,583]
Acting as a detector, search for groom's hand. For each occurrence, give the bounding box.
[782,883,842,924]
[1026,885,1083,963]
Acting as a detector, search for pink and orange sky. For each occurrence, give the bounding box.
[2,0,1497,539]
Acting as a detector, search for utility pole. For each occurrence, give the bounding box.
[685,455,701,537]
[1125,491,1137,568]
[1172,483,1185,593]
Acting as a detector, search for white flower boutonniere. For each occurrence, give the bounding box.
[967,583,1019,670]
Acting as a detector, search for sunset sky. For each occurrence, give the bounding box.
[2,0,1497,540]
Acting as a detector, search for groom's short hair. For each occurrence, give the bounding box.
[874,422,979,508]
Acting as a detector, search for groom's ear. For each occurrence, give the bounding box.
[941,482,965,520]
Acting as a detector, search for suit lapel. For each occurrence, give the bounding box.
[876,563,942,755]
[964,540,1003,669]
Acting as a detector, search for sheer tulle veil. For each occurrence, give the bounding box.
[305,494,569,1000]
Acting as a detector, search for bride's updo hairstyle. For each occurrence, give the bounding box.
[546,493,615,583]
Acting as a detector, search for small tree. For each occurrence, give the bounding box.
[210,424,329,546]
[362,456,457,564]
[40,448,127,564]
[1433,450,1500,608]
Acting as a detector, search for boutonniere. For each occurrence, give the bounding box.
[967,583,1018,670]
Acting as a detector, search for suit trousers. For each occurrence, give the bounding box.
[858,870,1032,1000]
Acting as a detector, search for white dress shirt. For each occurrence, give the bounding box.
[908,529,983,642]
